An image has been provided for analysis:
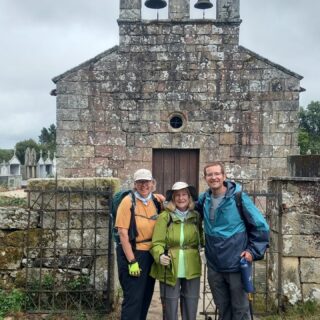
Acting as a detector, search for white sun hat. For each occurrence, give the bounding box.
[171,181,189,190]
[134,169,153,181]
[166,181,198,201]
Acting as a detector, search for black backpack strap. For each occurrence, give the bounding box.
[235,191,243,215]
[235,191,250,231]
[152,194,162,214]
[128,192,138,250]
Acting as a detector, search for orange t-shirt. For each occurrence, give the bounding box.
[115,194,162,251]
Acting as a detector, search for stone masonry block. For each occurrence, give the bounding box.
[282,214,320,236]
[302,284,320,302]
[283,235,320,257]
[301,258,320,283]
[59,145,94,158]
[0,247,24,270]
[282,257,300,284]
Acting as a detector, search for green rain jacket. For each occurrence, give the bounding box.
[150,209,203,286]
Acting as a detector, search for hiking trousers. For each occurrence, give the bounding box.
[207,267,250,320]
[116,246,155,320]
[160,277,200,320]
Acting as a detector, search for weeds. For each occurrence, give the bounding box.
[0,195,27,207]
[261,300,320,319]
[0,289,25,319]
[67,276,90,291]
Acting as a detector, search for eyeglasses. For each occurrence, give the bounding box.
[205,172,223,178]
[135,180,152,185]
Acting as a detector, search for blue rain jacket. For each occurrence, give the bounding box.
[197,181,269,272]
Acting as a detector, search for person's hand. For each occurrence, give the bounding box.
[159,253,171,266]
[200,248,206,264]
[128,261,141,277]
[240,251,253,263]
[157,194,166,202]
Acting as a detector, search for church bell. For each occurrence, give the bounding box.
[194,0,213,10]
[144,0,167,9]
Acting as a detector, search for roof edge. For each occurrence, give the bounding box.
[239,45,303,80]
[52,45,119,83]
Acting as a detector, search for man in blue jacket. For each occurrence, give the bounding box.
[197,161,269,320]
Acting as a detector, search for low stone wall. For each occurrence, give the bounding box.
[0,177,120,312]
[269,177,320,304]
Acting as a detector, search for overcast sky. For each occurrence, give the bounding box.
[0,0,319,149]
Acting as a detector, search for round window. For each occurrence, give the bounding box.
[170,115,183,129]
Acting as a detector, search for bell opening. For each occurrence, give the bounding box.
[144,0,167,9]
[194,0,214,10]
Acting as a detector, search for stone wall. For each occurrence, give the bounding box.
[268,177,320,304]
[53,0,302,192]
[288,155,320,177]
[1,176,320,309]
[0,177,119,312]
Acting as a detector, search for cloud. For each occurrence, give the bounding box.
[0,0,119,148]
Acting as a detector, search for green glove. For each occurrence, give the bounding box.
[128,261,141,277]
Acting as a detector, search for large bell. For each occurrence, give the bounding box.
[194,0,213,10]
[145,0,167,9]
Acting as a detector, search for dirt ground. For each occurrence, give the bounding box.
[0,188,27,198]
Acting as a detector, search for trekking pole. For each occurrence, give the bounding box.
[163,266,167,320]
[162,248,168,320]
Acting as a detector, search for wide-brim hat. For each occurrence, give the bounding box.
[165,181,198,201]
[134,169,153,181]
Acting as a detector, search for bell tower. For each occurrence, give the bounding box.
[119,0,240,22]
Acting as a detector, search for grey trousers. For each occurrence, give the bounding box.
[160,277,200,320]
[207,267,251,320]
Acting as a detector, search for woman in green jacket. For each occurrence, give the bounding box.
[150,182,203,320]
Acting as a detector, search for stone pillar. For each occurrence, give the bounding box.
[216,0,240,21]
[119,0,141,20]
[169,0,190,20]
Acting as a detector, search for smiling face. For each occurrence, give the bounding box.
[173,188,190,211]
[134,179,154,198]
[204,164,227,195]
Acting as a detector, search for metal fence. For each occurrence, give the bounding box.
[200,180,282,319]
[24,184,114,314]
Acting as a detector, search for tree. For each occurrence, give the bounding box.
[39,124,56,145]
[0,149,13,162]
[15,139,40,164]
[39,124,56,159]
[12,124,56,165]
[298,101,320,154]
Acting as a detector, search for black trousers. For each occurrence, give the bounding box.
[116,246,155,320]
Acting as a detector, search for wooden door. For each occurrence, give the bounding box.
[152,149,199,196]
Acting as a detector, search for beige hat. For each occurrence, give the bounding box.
[166,181,198,201]
[134,169,153,181]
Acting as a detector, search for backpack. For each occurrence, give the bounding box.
[235,191,251,231]
[111,190,162,249]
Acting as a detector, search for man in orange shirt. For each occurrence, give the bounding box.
[115,169,163,320]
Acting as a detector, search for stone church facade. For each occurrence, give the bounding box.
[53,0,303,193]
